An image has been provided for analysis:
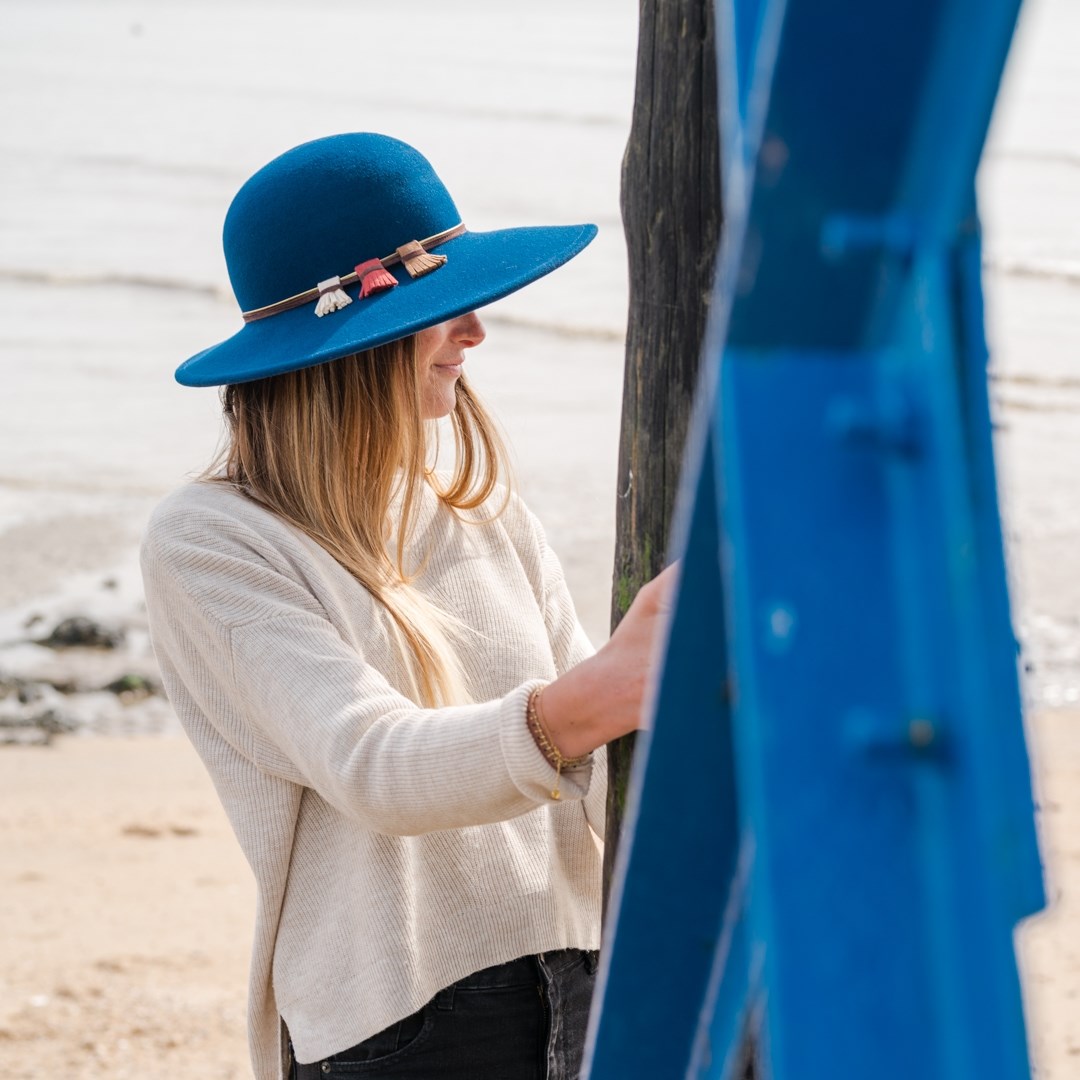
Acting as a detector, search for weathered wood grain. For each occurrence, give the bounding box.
[604,0,723,911]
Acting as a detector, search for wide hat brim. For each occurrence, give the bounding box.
[175,223,596,387]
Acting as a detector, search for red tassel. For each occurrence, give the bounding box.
[354,258,398,298]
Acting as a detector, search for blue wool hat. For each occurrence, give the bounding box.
[175,133,598,387]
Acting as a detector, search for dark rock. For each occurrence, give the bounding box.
[40,617,125,650]
[0,678,66,703]
[103,673,158,698]
[16,681,47,705]
[0,709,78,746]
[33,709,78,735]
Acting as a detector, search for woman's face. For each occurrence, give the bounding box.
[415,312,486,419]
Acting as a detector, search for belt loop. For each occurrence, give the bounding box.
[584,950,599,976]
[533,952,550,979]
[434,984,456,1011]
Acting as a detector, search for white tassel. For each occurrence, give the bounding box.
[315,276,353,317]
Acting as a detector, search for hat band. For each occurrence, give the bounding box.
[241,223,467,323]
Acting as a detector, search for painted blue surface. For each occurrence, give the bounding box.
[588,430,741,1079]
[584,0,1044,1077]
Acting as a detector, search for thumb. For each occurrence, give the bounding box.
[650,561,681,613]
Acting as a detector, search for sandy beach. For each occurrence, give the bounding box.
[1,0,1077,1075]
[0,714,1074,1079]
[0,736,253,1078]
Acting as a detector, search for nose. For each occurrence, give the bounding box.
[449,312,486,349]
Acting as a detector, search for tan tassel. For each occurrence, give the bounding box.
[396,240,448,279]
[314,276,353,317]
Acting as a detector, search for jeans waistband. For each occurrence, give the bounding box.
[290,950,598,1076]
[454,948,591,990]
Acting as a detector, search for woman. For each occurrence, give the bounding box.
[141,133,673,1080]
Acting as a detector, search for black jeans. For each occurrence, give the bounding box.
[291,949,599,1080]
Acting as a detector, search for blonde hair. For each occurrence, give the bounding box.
[205,335,509,707]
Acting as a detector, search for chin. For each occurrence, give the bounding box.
[422,395,458,421]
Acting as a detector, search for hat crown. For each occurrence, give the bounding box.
[223,133,461,313]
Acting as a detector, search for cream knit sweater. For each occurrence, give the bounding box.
[139,479,606,1079]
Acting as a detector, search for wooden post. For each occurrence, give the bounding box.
[604,0,722,913]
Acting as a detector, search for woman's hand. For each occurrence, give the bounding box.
[538,562,679,759]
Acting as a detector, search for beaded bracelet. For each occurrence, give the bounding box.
[526,686,591,801]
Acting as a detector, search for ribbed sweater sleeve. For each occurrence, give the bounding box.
[141,504,594,838]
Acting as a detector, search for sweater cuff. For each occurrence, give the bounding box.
[500,680,594,804]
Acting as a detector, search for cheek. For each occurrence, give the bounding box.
[414,325,448,363]
[421,367,459,420]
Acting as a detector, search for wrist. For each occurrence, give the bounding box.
[539,653,623,759]
[525,686,591,801]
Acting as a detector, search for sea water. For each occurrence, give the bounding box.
[0,0,1076,706]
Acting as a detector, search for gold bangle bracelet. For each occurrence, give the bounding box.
[526,686,590,801]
